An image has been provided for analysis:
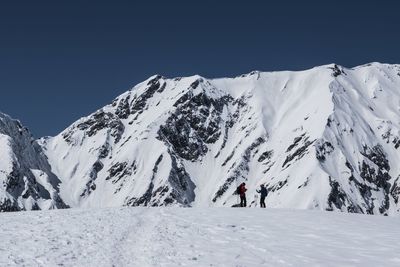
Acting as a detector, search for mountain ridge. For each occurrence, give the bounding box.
[2,62,400,214]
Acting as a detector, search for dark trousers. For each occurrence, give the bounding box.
[240,195,247,207]
[260,197,266,208]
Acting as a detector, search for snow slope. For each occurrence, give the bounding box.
[0,112,67,211]
[0,207,399,266]
[40,62,400,215]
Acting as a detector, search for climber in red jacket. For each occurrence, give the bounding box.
[239,182,247,207]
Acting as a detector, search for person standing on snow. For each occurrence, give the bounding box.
[239,182,247,207]
[256,184,268,208]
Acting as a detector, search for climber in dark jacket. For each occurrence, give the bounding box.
[256,184,268,208]
[239,182,247,207]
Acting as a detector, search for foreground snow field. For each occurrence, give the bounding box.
[1,208,400,267]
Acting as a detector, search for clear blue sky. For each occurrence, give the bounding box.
[1,0,399,137]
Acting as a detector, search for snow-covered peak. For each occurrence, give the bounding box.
[0,113,67,211]
[35,63,400,215]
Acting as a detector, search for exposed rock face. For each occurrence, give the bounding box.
[158,80,231,161]
[0,113,67,211]
[27,62,400,215]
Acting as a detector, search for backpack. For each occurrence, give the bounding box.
[261,187,268,197]
[236,186,241,195]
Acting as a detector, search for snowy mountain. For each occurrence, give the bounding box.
[0,113,67,211]
[36,62,400,215]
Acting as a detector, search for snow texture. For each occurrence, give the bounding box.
[0,207,399,266]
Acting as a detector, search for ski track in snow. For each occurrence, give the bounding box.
[1,207,400,267]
